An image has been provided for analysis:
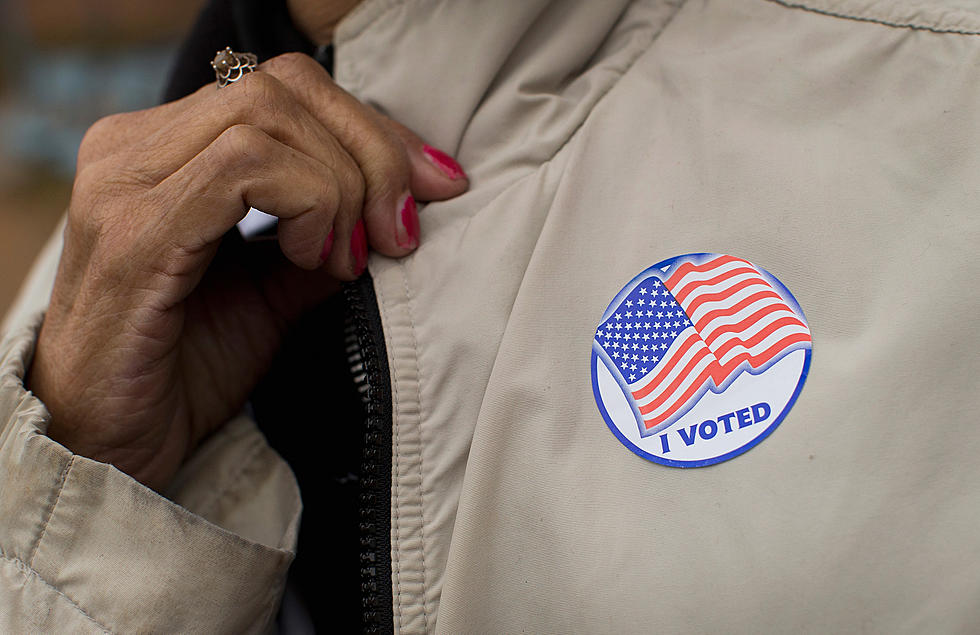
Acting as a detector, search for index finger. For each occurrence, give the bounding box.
[258,53,468,254]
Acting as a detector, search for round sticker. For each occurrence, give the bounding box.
[591,253,811,467]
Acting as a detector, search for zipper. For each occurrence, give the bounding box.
[344,274,395,634]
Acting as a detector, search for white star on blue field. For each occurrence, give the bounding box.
[595,277,692,383]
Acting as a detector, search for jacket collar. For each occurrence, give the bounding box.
[332,0,637,155]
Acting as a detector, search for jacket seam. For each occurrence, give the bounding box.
[399,262,430,631]
[377,274,430,632]
[765,0,980,35]
[0,549,110,633]
[374,280,406,632]
[28,454,74,568]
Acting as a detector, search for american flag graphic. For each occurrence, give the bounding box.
[594,255,811,436]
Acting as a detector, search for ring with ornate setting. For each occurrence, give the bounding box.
[211,47,258,88]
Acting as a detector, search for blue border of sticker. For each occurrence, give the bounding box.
[590,253,812,468]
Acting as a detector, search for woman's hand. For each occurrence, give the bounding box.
[27,53,467,491]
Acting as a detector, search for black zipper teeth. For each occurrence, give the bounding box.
[344,275,394,634]
[344,327,371,404]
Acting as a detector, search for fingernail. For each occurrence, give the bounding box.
[395,194,419,249]
[422,144,467,180]
[320,229,335,264]
[351,219,368,275]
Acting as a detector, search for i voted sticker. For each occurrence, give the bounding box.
[591,253,811,467]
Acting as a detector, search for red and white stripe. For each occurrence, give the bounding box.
[629,326,715,428]
[629,256,810,432]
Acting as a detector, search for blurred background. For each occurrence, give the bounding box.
[0,0,203,317]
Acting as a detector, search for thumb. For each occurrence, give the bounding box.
[383,116,470,202]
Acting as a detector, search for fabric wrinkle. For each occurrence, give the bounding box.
[28,455,74,569]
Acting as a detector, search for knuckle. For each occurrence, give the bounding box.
[263,52,320,79]
[78,113,127,165]
[213,124,265,165]
[88,112,126,138]
[234,71,284,110]
[213,72,285,128]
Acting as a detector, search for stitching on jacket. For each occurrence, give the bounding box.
[1,548,111,633]
[192,434,266,520]
[375,281,405,632]
[28,455,74,568]
[400,262,430,631]
[765,0,980,35]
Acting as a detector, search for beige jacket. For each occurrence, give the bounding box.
[3,0,980,632]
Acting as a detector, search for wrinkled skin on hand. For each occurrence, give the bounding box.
[28,52,467,491]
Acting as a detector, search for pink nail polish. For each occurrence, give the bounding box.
[396,195,420,249]
[320,229,335,264]
[351,219,368,275]
[422,144,467,180]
